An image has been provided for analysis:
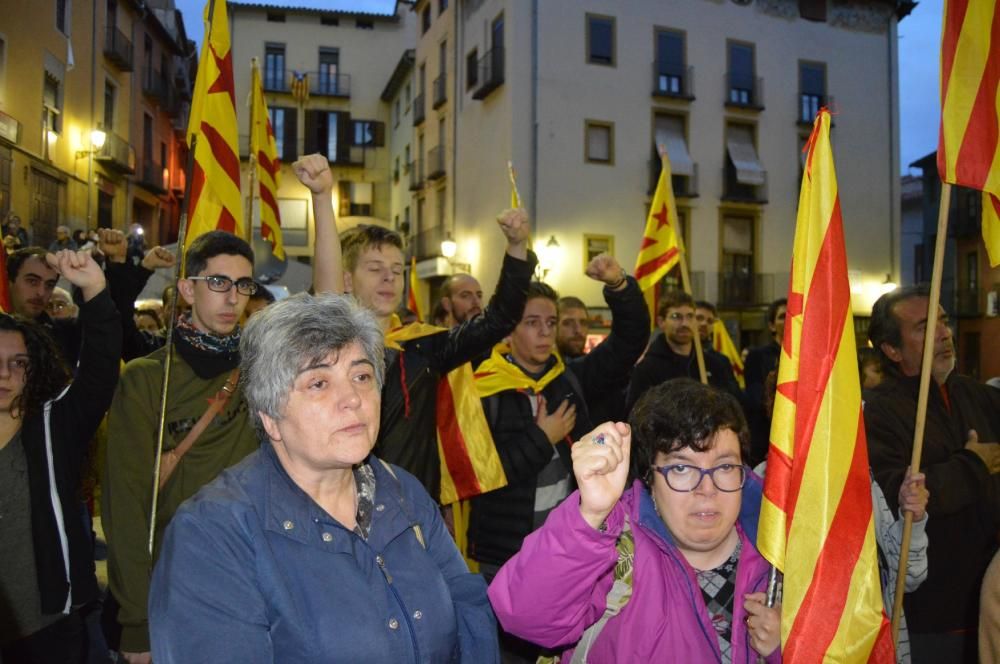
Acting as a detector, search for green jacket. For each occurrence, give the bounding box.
[102,342,258,652]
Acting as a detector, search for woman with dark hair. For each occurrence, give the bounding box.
[489,379,781,663]
[0,249,121,663]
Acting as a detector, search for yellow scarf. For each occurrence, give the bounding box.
[384,313,447,350]
[473,343,565,398]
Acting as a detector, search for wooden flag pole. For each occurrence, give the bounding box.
[890,182,951,644]
[507,161,521,209]
[244,57,259,247]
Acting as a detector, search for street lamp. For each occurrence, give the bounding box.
[76,129,107,229]
[440,232,457,258]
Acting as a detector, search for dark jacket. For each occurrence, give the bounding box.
[24,290,121,613]
[36,312,81,369]
[376,251,536,501]
[468,278,650,567]
[104,260,165,361]
[864,370,1000,633]
[626,334,742,414]
[744,341,780,465]
[150,445,498,663]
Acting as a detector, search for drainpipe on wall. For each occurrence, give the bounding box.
[529,0,538,223]
[89,0,98,229]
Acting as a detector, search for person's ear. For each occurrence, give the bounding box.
[259,411,281,443]
[440,297,453,314]
[343,270,354,294]
[879,342,902,364]
[177,278,197,306]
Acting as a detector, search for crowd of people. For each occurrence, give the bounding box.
[0,153,996,664]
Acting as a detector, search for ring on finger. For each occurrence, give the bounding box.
[593,434,606,446]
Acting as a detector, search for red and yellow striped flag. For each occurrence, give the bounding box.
[185,0,243,252]
[712,319,745,389]
[250,61,285,260]
[407,255,423,321]
[938,0,1000,266]
[635,151,682,328]
[758,110,895,663]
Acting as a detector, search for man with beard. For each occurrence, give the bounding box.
[440,273,484,325]
[6,247,80,367]
[865,285,1000,664]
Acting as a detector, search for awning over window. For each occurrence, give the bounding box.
[655,115,694,177]
[726,126,765,186]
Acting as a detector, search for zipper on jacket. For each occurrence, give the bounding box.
[376,553,392,584]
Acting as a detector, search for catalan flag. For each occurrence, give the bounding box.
[757,110,895,663]
[635,150,682,328]
[250,61,285,260]
[407,255,423,321]
[290,71,309,104]
[938,0,1000,266]
[185,0,243,252]
[712,319,745,389]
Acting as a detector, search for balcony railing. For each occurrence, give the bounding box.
[433,74,447,109]
[427,145,446,180]
[413,224,447,260]
[143,69,167,100]
[725,73,764,110]
[140,159,167,193]
[718,271,756,307]
[798,93,834,124]
[311,72,350,98]
[472,46,504,100]
[652,64,694,100]
[649,159,698,198]
[722,167,768,204]
[104,26,133,71]
[95,131,135,173]
[263,68,289,92]
[413,92,426,126]
[408,160,424,191]
[0,110,22,145]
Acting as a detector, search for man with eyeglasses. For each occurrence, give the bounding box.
[468,255,649,591]
[103,231,260,664]
[627,290,741,414]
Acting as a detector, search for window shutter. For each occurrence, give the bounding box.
[283,108,298,162]
[336,112,351,163]
[373,121,386,147]
[338,180,350,218]
[303,110,318,156]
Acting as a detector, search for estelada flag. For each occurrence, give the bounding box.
[407,255,422,321]
[250,61,285,260]
[757,109,895,663]
[938,0,1000,266]
[712,319,745,389]
[185,0,243,254]
[635,149,682,328]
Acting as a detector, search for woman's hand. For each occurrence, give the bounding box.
[744,592,780,657]
[571,422,631,530]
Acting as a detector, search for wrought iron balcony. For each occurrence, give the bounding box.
[652,64,694,100]
[104,26,133,71]
[432,74,447,109]
[724,72,764,110]
[413,92,426,126]
[472,47,504,100]
[427,145,446,180]
[95,131,135,174]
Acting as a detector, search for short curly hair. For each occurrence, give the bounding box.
[0,314,70,419]
[629,378,749,485]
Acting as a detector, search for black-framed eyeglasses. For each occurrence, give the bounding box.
[654,463,746,493]
[188,275,258,296]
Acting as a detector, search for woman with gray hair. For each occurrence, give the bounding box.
[148,293,499,663]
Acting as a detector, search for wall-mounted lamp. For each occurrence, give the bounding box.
[76,128,106,159]
[536,234,562,279]
[440,232,457,258]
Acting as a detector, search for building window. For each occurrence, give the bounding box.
[326,113,339,161]
[43,73,61,133]
[404,144,411,171]
[584,120,613,165]
[439,0,448,14]
[799,61,826,123]
[352,120,384,147]
[55,0,69,35]
[436,186,446,228]
[269,107,285,159]
[320,15,339,26]
[394,98,401,128]
[727,42,758,107]
[422,6,431,34]
[266,12,285,22]
[720,215,755,305]
[269,106,297,161]
[318,48,339,95]
[356,19,374,30]
[655,29,687,96]
[466,49,478,90]
[103,80,116,131]
[404,83,411,108]
[304,110,347,163]
[264,44,286,91]
[724,124,766,201]
[654,114,695,196]
[349,181,373,216]
[394,156,400,182]
[586,15,615,66]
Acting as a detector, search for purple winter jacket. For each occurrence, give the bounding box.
[488,477,781,663]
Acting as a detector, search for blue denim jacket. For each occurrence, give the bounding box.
[149,444,498,663]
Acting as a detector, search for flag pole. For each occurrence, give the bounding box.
[659,146,707,384]
[507,161,521,208]
[890,182,951,644]
[245,57,258,247]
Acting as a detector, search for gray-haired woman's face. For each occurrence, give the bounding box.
[260,341,381,472]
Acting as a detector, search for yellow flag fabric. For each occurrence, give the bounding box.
[757,110,895,663]
[508,162,521,209]
[712,319,745,389]
[635,152,682,329]
[937,0,1000,266]
[407,256,423,321]
[185,0,243,251]
[473,343,565,398]
[250,62,285,260]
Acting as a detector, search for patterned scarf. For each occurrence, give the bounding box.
[174,313,241,355]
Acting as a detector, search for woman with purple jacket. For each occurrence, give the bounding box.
[488,379,781,663]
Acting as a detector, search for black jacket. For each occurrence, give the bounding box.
[24,290,121,613]
[468,278,650,567]
[626,334,742,414]
[375,251,537,501]
[105,261,165,361]
[743,341,780,464]
[864,370,1000,633]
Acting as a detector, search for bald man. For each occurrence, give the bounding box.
[440,273,484,325]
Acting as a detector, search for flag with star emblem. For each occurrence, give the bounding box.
[938,0,1000,266]
[635,149,682,327]
[712,319,745,389]
[757,109,894,663]
[185,0,243,253]
[250,60,285,260]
